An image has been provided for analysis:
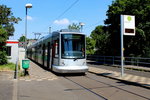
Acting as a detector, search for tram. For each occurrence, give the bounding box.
[27,29,88,73]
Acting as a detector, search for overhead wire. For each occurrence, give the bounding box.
[56,0,79,19]
[42,0,102,36]
[43,0,79,32]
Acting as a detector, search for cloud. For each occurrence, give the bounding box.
[27,16,33,20]
[53,18,70,25]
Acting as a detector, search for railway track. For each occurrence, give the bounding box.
[62,72,150,100]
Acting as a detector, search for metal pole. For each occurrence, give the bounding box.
[79,22,85,32]
[121,15,124,77]
[25,7,27,58]
[49,27,51,34]
[81,25,83,32]
[14,57,18,79]
[113,56,114,65]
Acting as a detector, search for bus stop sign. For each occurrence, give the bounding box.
[121,15,135,36]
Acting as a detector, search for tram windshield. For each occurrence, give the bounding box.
[61,34,85,59]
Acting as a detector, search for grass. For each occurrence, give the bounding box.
[0,63,16,71]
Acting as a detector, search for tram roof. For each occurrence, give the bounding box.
[60,29,80,32]
[27,29,85,49]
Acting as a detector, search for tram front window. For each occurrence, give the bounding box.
[61,34,85,59]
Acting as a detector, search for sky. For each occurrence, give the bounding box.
[0,0,113,40]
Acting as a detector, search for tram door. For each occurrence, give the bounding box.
[47,42,52,69]
[52,39,59,66]
[42,44,45,66]
[44,45,48,67]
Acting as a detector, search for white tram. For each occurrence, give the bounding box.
[27,29,88,73]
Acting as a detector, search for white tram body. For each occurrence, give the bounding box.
[27,29,88,73]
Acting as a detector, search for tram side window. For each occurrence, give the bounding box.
[39,45,42,54]
[55,39,59,58]
[45,45,48,56]
[6,46,11,56]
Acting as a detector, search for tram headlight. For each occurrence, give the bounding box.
[61,60,65,66]
[83,61,86,66]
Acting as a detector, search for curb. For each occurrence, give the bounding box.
[110,65,150,72]
[88,70,150,89]
[87,61,150,72]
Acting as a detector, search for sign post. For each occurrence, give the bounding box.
[120,15,124,77]
[120,15,135,77]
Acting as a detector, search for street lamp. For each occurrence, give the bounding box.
[79,22,85,32]
[25,3,32,58]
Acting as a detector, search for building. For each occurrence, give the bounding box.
[18,39,37,48]
[18,42,26,48]
[6,40,19,64]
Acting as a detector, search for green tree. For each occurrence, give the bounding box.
[18,35,26,42]
[68,23,80,30]
[0,5,21,36]
[90,25,110,55]
[104,0,150,57]
[0,5,21,64]
[86,37,96,55]
[0,25,7,64]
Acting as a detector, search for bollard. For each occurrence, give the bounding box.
[14,60,18,79]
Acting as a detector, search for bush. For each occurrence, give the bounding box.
[0,63,15,71]
[0,51,7,65]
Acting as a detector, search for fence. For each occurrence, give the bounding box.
[87,55,150,67]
